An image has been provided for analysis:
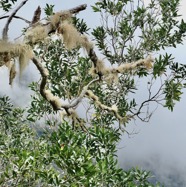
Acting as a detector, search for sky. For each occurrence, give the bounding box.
[1,0,186,186]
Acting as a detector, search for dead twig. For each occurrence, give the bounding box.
[31,6,41,25]
[68,4,87,14]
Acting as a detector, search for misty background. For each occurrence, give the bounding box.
[1,0,186,186]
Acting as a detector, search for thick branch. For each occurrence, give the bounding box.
[31,58,47,92]
[32,57,61,111]
[32,57,98,112]
[85,89,128,125]
[88,48,103,78]
[2,0,29,40]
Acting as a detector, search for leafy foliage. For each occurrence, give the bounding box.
[92,0,186,113]
[44,3,54,16]
[0,0,17,11]
[0,96,160,186]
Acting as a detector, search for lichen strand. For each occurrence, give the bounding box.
[15,44,33,75]
[58,21,82,50]
[9,62,16,85]
[105,71,118,84]
[80,35,93,54]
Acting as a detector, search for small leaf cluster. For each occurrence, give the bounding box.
[0,0,17,12]
[44,3,55,16]
[164,79,182,111]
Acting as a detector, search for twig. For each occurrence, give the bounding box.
[2,0,29,40]
[0,15,31,24]
[130,78,165,121]
[67,4,87,14]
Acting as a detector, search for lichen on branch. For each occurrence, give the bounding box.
[0,2,154,127]
[0,40,33,84]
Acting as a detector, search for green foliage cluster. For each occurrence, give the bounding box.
[0,0,17,11]
[0,97,161,186]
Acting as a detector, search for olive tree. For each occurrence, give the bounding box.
[0,0,186,186]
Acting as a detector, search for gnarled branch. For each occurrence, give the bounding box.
[32,57,99,113]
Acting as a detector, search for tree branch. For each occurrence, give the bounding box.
[32,57,61,111]
[1,3,154,128]
[0,15,31,24]
[130,78,165,122]
[2,0,29,40]
[63,78,99,109]
[32,56,99,114]
[67,4,87,14]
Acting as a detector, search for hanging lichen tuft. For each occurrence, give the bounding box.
[58,21,83,50]
[0,40,33,79]
[9,62,16,85]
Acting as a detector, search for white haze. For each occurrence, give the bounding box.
[0,62,39,107]
[1,0,186,186]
